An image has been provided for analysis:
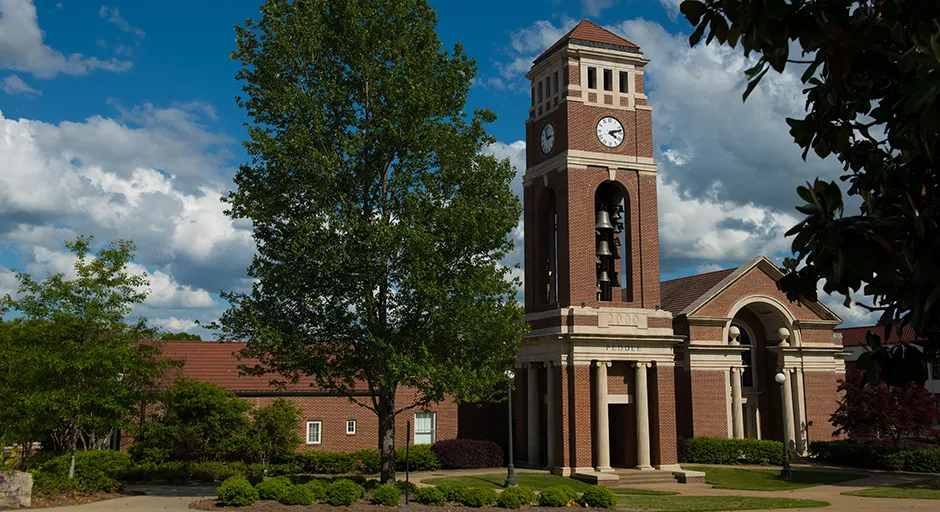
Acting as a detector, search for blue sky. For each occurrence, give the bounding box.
[0,0,876,335]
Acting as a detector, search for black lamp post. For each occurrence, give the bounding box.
[505,368,517,487]
[774,372,792,481]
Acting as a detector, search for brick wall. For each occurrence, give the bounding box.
[690,370,728,437]
[803,372,844,442]
[695,269,825,321]
[571,364,593,468]
[650,365,678,466]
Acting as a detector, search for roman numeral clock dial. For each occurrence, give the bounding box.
[540,123,555,154]
[596,116,624,148]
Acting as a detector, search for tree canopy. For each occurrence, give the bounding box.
[220,0,526,482]
[160,332,202,341]
[679,0,940,385]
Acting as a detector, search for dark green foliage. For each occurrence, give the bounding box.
[119,461,246,483]
[363,479,381,491]
[31,450,132,495]
[395,479,417,495]
[556,485,580,502]
[435,482,468,502]
[537,486,573,507]
[217,477,259,506]
[283,450,359,474]
[458,487,498,507]
[160,332,201,341]
[810,441,940,472]
[496,485,535,508]
[414,486,446,506]
[580,486,616,509]
[396,444,441,471]
[305,479,327,501]
[326,479,365,506]
[431,439,504,469]
[255,476,293,501]
[280,484,315,505]
[371,483,402,506]
[685,437,786,465]
[678,0,940,386]
[247,398,303,465]
[356,449,382,474]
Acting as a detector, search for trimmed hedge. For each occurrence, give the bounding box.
[459,487,498,507]
[217,477,259,506]
[435,482,468,502]
[810,441,940,472]
[281,445,440,474]
[685,437,785,465]
[255,476,292,501]
[31,450,132,495]
[119,461,296,483]
[396,444,440,471]
[496,485,535,509]
[371,483,401,506]
[414,486,446,506]
[431,439,504,469]
[537,486,573,507]
[326,479,364,505]
[305,479,327,501]
[280,485,315,506]
[580,487,616,509]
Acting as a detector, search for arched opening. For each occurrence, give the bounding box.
[538,188,558,305]
[594,181,632,302]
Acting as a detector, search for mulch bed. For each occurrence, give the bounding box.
[29,491,135,508]
[191,500,608,511]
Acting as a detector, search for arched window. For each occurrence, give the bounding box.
[538,189,558,304]
[733,322,757,388]
[594,182,631,301]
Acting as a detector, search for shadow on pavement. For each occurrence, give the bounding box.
[124,484,218,497]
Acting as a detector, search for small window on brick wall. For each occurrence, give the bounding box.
[537,81,543,103]
[603,69,612,91]
[306,421,322,445]
[544,77,550,100]
[552,71,558,95]
[619,71,628,93]
[587,67,597,89]
[346,420,356,435]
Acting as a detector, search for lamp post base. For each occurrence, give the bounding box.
[505,465,517,487]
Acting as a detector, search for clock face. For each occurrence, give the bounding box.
[540,123,555,154]
[596,117,624,148]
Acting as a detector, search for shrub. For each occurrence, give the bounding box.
[435,482,468,502]
[395,479,417,496]
[431,439,504,469]
[372,483,402,506]
[326,479,365,505]
[809,440,940,472]
[685,437,785,465]
[247,398,303,466]
[396,444,441,471]
[497,485,535,508]
[556,485,579,502]
[217,477,259,506]
[580,486,616,509]
[285,451,359,474]
[415,486,446,506]
[459,487,498,507]
[255,476,293,501]
[356,449,382,473]
[33,450,132,495]
[537,486,572,507]
[304,479,327,501]
[280,484,315,506]
[363,478,381,491]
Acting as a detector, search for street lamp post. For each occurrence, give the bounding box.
[505,368,517,487]
[774,372,792,481]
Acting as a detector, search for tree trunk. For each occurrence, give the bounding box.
[67,430,78,479]
[377,391,396,483]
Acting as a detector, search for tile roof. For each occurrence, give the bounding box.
[659,268,736,315]
[535,20,639,64]
[835,325,923,347]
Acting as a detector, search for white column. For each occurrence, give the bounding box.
[595,361,612,472]
[793,369,806,454]
[781,369,796,450]
[731,368,745,439]
[527,364,540,466]
[634,362,652,470]
[545,362,556,469]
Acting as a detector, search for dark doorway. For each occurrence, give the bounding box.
[608,404,637,468]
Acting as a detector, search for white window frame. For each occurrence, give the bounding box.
[346,419,356,435]
[306,420,322,445]
[414,412,436,445]
[734,321,759,390]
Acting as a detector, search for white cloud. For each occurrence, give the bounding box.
[152,316,200,333]
[0,0,132,78]
[2,74,40,95]
[98,5,145,39]
[581,0,619,17]
[696,263,724,274]
[0,266,17,298]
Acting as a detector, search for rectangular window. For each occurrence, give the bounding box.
[306,421,322,445]
[603,69,613,91]
[553,71,558,94]
[346,420,356,435]
[531,87,535,106]
[587,67,597,89]
[414,412,436,445]
[537,81,543,103]
[619,71,629,93]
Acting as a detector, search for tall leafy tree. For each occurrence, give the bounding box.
[1,236,169,477]
[678,0,940,385]
[222,0,526,482]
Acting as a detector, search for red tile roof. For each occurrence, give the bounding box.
[660,268,736,315]
[835,325,923,347]
[535,20,640,64]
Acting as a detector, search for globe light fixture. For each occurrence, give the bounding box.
[775,372,792,480]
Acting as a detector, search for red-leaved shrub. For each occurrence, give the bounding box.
[430,439,504,469]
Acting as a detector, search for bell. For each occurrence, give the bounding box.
[613,237,621,247]
[598,270,610,283]
[611,210,623,226]
[596,239,613,258]
[611,272,621,287]
[595,209,614,231]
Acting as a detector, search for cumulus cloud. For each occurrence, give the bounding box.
[98,5,146,40]
[151,316,200,333]
[2,74,40,95]
[0,0,133,78]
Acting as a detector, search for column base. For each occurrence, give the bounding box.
[595,466,614,473]
[573,466,596,475]
[635,464,654,471]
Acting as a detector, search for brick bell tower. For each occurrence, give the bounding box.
[515,21,681,480]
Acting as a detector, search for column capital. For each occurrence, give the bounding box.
[595,361,612,368]
[632,362,651,369]
[544,361,553,368]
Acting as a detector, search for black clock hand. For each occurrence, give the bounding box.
[608,129,622,136]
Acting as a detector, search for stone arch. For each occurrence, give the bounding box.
[723,295,801,347]
[593,180,632,301]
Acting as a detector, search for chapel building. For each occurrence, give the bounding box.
[513,20,847,481]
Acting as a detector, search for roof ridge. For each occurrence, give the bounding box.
[660,267,734,285]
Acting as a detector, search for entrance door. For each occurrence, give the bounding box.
[607,404,637,468]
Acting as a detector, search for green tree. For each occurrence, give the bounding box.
[678,0,940,385]
[221,0,526,482]
[246,398,303,466]
[0,236,170,478]
[160,332,202,341]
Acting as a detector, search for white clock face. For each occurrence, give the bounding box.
[596,117,624,148]
[540,123,555,154]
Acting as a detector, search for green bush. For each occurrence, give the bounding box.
[284,450,359,474]
[415,486,446,506]
[305,479,327,501]
[580,486,616,509]
[395,479,417,496]
[119,461,249,483]
[356,449,382,473]
[326,479,364,505]
[497,485,535,508]
[538,486,574,507]
[217,477,259,506]
[363,478,381,491]
[32,450,132,495]
[685,437,785,465]
[557,485,579,502]
[809,440,940,472]
[371,483,402,506]
[396,444,441,471]
[255,476,293,501]
[459,487,498,507]
[435,482,468,502]
[280,484,315,505]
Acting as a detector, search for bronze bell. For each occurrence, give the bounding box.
[598,270,610,283]
[611,272,621,287]
[595,209,614,231]
[596,239,613,257]
[611,210,623,226]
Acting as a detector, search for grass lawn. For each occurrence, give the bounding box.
[842,478,940,500]
[420,473,675,495]
[683,466,865,491]
[617,495,829,511]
